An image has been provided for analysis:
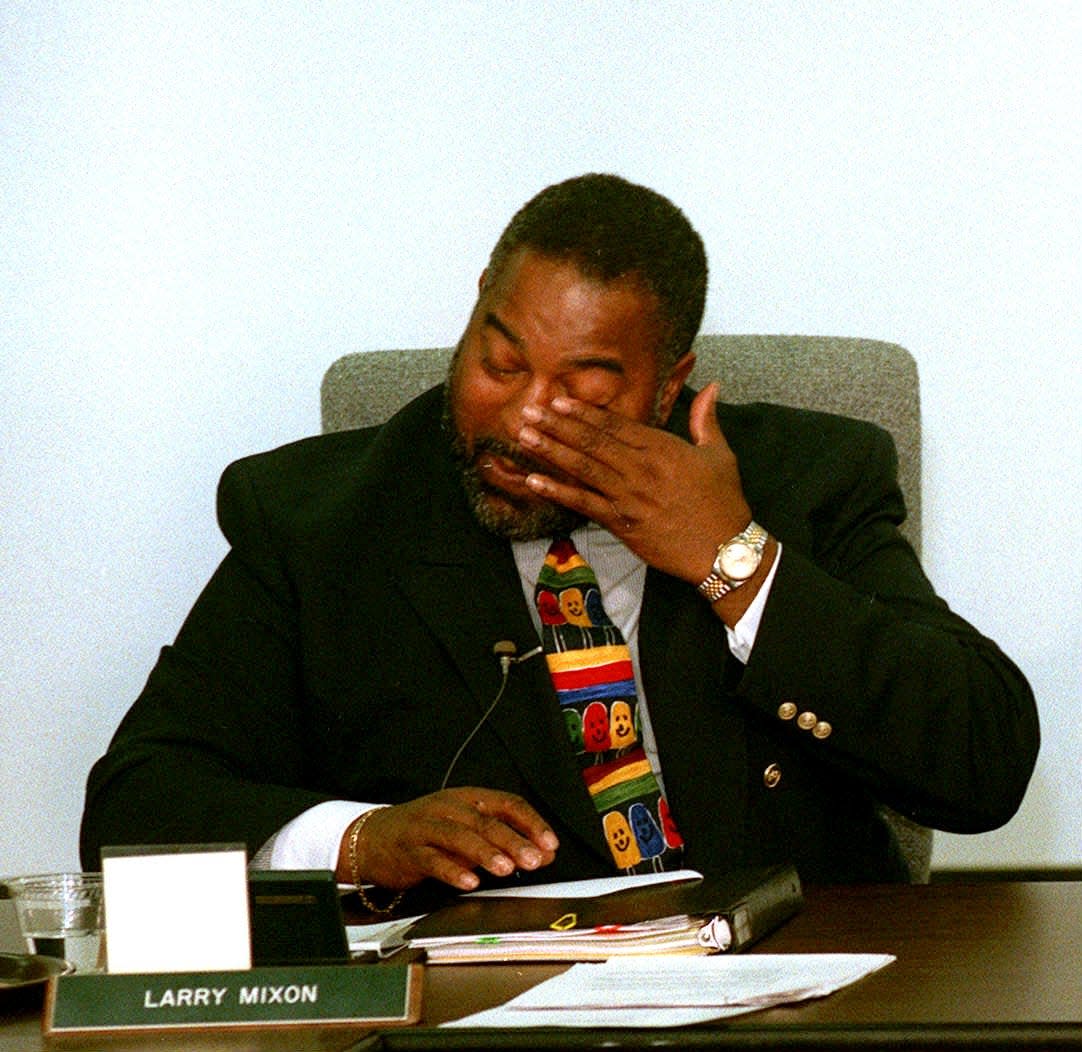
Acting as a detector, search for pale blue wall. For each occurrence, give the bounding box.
[2,2,1079,874]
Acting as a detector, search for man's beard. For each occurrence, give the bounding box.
[442,355,585,542]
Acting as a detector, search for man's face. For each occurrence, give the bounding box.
[446,249,689,540]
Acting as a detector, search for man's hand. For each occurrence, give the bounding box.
[517,383,753,585]
[338,788,559,892]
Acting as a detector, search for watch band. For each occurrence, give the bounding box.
[696,520,768,602]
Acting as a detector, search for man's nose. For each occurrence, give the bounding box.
[504,374,567,430]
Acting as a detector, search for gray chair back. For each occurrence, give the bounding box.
[321,333,931,880]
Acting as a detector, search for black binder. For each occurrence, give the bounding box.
[405,864,802,956]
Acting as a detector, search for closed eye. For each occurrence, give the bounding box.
[480,313,527,376]
[570,357,625,378]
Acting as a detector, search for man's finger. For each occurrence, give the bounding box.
[521,399,648,463]
[470,790,561,854]
[519,423,624,495]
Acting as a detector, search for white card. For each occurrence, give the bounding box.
[101,845,251,974]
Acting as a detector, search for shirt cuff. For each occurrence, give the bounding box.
[725,542,782,664]
[250,800,377,872]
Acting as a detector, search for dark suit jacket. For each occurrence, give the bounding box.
[80,386,1039,885]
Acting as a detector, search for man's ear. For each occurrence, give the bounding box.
[656,351,696,424]
[477,268,488,293]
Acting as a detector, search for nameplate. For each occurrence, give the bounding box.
[43,963,422,1035]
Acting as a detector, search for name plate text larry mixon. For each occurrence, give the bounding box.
[44,963,422,1035]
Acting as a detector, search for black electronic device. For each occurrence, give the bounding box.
[247,869,350,965]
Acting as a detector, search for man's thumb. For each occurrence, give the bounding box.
[689,382,722,446]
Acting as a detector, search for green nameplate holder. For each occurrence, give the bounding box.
[44,963,422,1035]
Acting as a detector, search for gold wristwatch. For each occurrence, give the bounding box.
[696,521,769,602]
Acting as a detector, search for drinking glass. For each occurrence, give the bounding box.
[7,872,104,973]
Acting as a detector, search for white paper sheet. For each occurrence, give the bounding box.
[463,868,703,900]
[443,952,895,1028]
[346,915,421,956]
[102,846,251,974]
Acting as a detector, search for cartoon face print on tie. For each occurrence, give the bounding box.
[584,587,613,627]
[536,589,564,625]
[582,701,611,752]
[603,811,642,870]
[609,700,637,748]
[659,796,684,848]
[559,587,591,626]
[628,802,665,859]
[563,708,584,750]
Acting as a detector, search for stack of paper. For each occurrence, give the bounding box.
[410,912,733,962]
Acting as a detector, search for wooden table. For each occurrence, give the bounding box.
[3,882,1081,1050]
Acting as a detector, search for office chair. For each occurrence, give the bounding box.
[320,334,932,881]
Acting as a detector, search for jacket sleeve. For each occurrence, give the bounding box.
[80,459,335,869]
[733,422,1039,833]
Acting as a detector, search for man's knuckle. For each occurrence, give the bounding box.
[597,414,621,437]
[574,459,600,485]
[579,427,608,454]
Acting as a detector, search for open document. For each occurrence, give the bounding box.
[443,953,896,1028]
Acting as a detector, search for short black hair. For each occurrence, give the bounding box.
[484,173,708,368]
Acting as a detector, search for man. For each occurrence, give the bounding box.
[81,174,1038,900]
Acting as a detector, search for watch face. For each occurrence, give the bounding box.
[719,540,760,581]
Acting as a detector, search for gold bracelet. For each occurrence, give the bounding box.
[347,808,405,915]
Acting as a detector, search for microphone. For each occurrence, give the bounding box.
[493,639,543,675]
[439,640,543,790]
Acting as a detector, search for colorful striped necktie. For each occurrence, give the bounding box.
[535,535,684,873]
